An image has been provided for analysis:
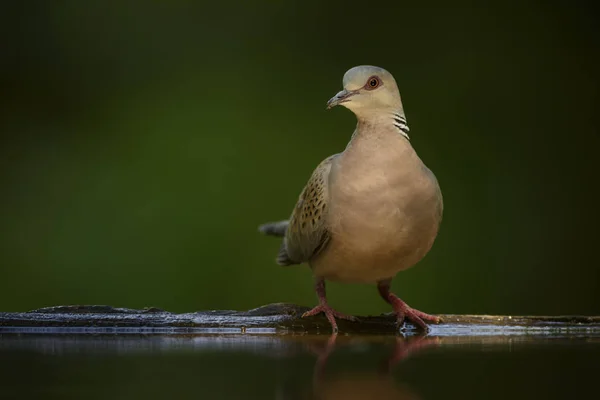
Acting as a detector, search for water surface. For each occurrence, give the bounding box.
[1,332,597,399]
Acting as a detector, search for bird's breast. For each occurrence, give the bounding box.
[311,134,442,283]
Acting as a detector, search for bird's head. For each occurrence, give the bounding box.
[326,65,404,119]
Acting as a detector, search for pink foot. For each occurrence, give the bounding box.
[391,299,441,330]
[304,277,358,332]
[302,304,357,333]
[377,280,441,331]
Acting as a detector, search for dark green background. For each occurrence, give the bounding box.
[1,1,598,315]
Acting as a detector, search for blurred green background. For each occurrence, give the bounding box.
[1,1,598,315]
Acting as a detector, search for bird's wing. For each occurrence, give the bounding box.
[277,154,339,265]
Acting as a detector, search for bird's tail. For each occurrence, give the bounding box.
[258,220,289,237]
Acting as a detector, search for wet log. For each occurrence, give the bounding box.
[0,303,599,336]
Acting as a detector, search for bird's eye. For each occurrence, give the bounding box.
[365,76,381,90]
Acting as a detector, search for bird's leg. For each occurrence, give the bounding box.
[302,277,357,332]
[377,279,441,331]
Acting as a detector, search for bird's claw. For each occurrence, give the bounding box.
[395,305,440,332]
[302,304,357,333]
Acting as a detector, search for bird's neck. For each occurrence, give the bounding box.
[354,109,410,140]
[343,110,414,159]
[336,108,420,192]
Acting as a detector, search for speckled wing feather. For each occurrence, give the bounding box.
[276,154,339,266]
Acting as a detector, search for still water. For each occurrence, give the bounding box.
[0,333,597,399]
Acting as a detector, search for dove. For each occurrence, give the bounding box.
[259,65,443,332]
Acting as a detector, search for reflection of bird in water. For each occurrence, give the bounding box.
[282,334,439,400]
[311,375,420,400]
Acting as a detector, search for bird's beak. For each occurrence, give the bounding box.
[326,89,357,109]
